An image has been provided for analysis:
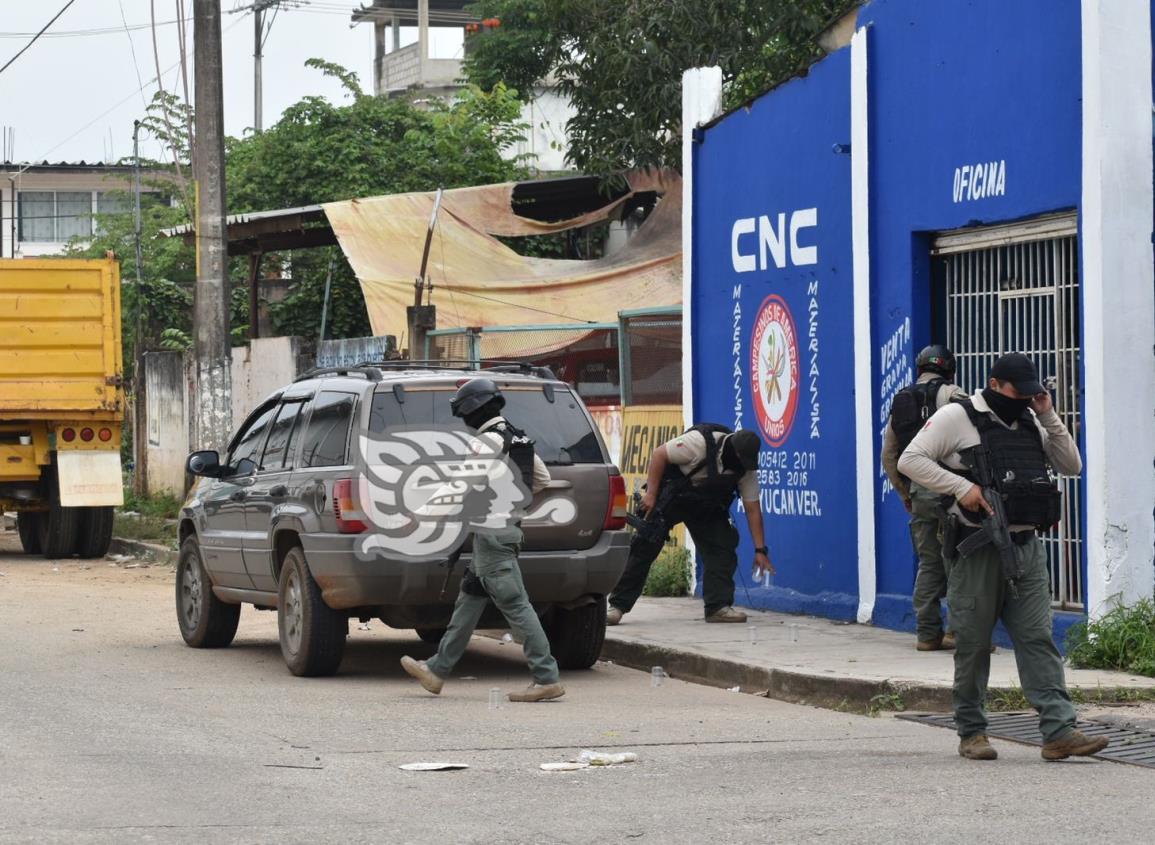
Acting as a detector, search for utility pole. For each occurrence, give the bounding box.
[193,0,232,451]
[252,0,280,133]
[132,119,147,493]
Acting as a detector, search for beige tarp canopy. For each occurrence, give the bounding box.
[323,171,682,353]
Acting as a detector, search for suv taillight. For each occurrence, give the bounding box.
[333,478,368,534]
[604,472,627,530]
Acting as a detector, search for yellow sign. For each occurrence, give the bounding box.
[619,404,685,546]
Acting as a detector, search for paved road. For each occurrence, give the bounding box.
[1,532,1153,844]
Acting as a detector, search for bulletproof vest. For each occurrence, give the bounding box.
[665,423,742,510]
[493,420,535,491]
[954,399,1063,529]
[890,378,946,458]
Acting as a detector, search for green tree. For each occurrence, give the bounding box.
[462,0,852,176]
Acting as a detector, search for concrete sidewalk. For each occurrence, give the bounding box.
[600,598,1155,712]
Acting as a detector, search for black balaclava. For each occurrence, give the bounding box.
[982,388,1031,426]
[463,398,503,431]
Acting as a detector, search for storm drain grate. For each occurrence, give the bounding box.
[897,711,1155,769]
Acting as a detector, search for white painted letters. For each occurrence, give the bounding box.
[731,207,819,272]
[731,218,756,273]
[952,159,1007,203]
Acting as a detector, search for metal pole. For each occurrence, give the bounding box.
[132,120,147,494]
[253,4,263,132]
[193,0,233,451]
[318,254,334,347]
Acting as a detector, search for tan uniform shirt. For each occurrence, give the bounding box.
[665,429,759,502]
[881,373,966,500]
[897,390,1081,528]
[478,416,551,494]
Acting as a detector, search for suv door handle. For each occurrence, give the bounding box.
[229,490,248,502]
[268,484,288,498]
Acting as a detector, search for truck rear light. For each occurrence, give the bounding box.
[332,478,368,534]
[80,427,94,442]
[61,428,76,442]
[98,428,112,442]
[604,472,627,530]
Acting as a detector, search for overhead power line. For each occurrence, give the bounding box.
[0,0,79,76]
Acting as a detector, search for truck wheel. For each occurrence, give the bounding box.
[548,596,607,670]
[16,512,43,555]
[176,536,240,648]
[278,546,347,677]
[75,507,115,558]
[416,627,447,645]
[37,472,80,560]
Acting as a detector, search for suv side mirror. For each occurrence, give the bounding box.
[228,457,257,479]
[187,450,222,478]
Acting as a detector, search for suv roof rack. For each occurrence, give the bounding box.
[353,359,558,380]
[294,366,383,383]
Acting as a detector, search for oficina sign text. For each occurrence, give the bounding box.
[952,159,1007,203]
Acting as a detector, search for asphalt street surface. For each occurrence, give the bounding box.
[2,532,1153,844]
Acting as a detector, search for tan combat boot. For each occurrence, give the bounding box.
[1041,730,1109,761]
[606,607,623,626]
[705,606,748,623]
[400,656,444,695]
[958,734,998,760]
[508,683,566,702]
[916,636,944,651]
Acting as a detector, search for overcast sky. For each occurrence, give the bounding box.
[0,1,463,165]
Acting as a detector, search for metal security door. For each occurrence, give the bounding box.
[932,214,1083,610]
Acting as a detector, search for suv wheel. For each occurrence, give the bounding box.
[278,546,347,677]
[176,536,241,648]
[16,512,43,555]
[548,596,607,670]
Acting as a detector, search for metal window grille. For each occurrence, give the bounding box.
[933,215,1083,610]
[619,308,682,406]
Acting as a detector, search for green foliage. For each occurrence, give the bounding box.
[121,489,184,520]
[643,545,691,597]
[1067,599,1155,677]
[868,689,906,717]
[463,0,851,175]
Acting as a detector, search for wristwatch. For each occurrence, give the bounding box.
[754,547,769,555]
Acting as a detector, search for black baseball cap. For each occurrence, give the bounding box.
[728,430,762,472]
[990,353,1045,395]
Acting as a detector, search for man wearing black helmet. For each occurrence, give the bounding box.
[400,377,564,703]
[882,345,965,651]
[606,424,772,625]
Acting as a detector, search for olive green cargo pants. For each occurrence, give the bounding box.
[426,527,560,685]
[910,484,950,643]
[946,534,1076,742]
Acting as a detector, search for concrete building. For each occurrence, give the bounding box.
[0,162,170,259]
[683,0,1155,643]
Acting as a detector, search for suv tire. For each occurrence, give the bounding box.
[16,512,43,555]
[548,596,607,670]
[75,506,115,559]
[278,546,347,677]
[176,536,241,648]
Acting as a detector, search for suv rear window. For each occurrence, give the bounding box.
[369,385,604,465]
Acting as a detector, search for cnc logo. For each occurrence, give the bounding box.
[352,426,576,562]
[750,294,800,448]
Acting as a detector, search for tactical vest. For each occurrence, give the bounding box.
[953,399,1063,529]
[890,378,946,458]
[665,423,742,511]
[493,420,535,491]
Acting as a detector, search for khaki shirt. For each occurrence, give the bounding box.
[881,373,966,500]
[897,390,1081,528]
[477,416,551,494]
[665,429,759,502]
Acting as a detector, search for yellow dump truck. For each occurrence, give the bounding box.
[0,258,125,558]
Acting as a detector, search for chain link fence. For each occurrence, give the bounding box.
[620,308,682,405]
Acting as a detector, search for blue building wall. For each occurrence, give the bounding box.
[690,0,1089,639]
[692,50,859,620]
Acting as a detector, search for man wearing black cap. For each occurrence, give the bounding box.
[899,353,1107,762]
[606,425,773,625]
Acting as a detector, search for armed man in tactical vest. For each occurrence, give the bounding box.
[899,353,1107,762]
[882,345,966,652]
[607,424,772,625]
[400,378,565,703]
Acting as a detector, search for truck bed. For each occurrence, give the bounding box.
[0,259,123,418]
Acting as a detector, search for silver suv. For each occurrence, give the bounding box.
[176,362,630,676]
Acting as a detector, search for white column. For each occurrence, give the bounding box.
[680,66,723,596]
[418,0,429,77]
[851,26,876,624]
[1080,0,1155,619]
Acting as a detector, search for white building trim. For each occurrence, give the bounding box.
[1080,0,1155,619]
[851,27,877,624]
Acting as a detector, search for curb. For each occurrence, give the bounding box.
[600,635,951,714]
[109,537,179,567]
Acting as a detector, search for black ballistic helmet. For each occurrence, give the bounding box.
[450,377,505,418]
[728,430,762,472]
[916,344,956,378]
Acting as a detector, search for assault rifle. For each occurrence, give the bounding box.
[625,472,689,546]
[955,446,1024,593]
